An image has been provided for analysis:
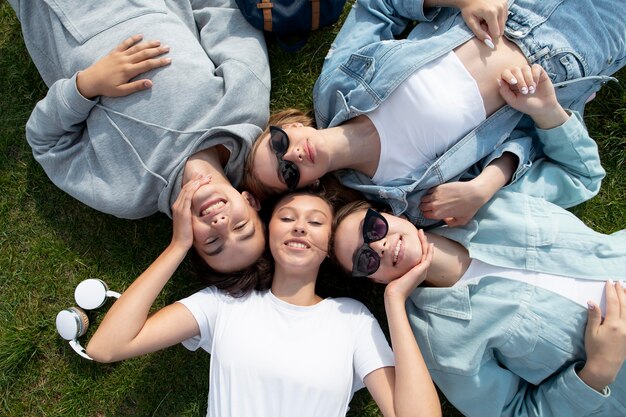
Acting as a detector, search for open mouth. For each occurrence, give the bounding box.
[199,198,227,217]
[285,239,311,250]
[392,236,403,266]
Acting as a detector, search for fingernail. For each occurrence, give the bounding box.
[608,279,615,285]
[587,301,595,310]
[165,58,172,64]
[496,78,502,87]
[528,85,536,94]
[510,78,518,85]
[163,45,170,50]
[144,80,152,88]
[520,87,528,95]
[483,38,495,49]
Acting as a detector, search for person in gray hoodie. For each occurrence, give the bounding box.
[8,0,271,274]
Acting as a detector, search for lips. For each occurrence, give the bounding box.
[284,239,311,250]
[304,140,315,163]
[199,198,227,218]
[392,236,403,266]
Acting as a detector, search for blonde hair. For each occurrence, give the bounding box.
[242,109,315,201]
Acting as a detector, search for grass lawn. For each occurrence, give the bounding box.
[1,2,624,416]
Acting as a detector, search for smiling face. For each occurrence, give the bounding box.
[251,124,331,194]
[334,208,423,283]
[191,183,265,273]
[268,193,333,273]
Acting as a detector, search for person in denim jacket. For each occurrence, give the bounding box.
[9,0,271,274]
[245,0,624,228]
[330,42,626,415]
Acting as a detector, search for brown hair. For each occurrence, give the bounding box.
[190,249,273,297]
[242,109,316,202]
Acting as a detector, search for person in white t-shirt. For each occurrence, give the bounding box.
[86,176,441,417]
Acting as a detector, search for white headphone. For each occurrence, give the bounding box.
[55,279,120,360]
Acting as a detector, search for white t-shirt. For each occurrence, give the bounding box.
[178,287,394,417]
[368,51,486,184]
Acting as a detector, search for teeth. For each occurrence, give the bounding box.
[286,242,308,249]
[393,239,402,263]
[201,201,225,216]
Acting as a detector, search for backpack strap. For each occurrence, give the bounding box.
[310,0,320,30]
[257,0,274,32]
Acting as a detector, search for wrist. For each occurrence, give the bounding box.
[532,106,570,129]
[76,69,98,99]
[578,361,616,392]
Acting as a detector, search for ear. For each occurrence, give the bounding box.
[281,122,304,129]
[242,191,261,211]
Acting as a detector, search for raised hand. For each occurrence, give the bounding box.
[498,64,569,129]
[170,174,212,251]
[420,180,485,227]
[578,281,626,392]
[385,230,433,300]
[76,34,171,99]
[457,0,508,46]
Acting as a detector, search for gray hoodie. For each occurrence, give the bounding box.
[11,0,270,219]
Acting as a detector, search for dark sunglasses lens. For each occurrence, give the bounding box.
[270,128,289,154]
[364,213,388,242]
[355,249,380,276]
[280,162,300,190]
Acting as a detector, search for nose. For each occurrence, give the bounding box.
[293,222,307,235]
[368,239,386,257]
[211,215,229,229]
[284,146,304,162]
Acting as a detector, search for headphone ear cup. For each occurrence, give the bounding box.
[75,279,109,310]
[56,307,89,340]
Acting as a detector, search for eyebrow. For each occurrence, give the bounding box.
[277,207,329,219]
[204,223,256,257]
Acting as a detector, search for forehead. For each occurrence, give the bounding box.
[334,209,367,263]
[273,194,332,216]
[253,134,283,189]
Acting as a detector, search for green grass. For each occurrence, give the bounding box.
[1,2,624,416]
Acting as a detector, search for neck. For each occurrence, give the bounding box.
[423,232,471,287]
[183,146,229,184]
[271,264,322,306]
[325,115,381,177]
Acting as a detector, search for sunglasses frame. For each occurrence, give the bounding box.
[269,126,300,191]
[351,208,389,278]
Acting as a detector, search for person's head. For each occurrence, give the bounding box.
[332,201,424,284]
[189,179,266,274]
[243,109,331,201]
[267,189,334,275]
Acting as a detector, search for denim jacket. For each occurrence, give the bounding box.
[313,0,624,226]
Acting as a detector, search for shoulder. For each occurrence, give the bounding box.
[323,297,375,319]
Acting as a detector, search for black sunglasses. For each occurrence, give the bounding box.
[269,126,300,191]
[351,209,389,278]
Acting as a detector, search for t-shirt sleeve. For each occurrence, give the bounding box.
[176,286,223,353]
[352,305,395,391]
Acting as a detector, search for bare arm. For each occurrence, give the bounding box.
[366,231,441,417]
[86,175,211,362]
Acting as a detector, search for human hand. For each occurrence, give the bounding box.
[498,64,569,129]
[578,281,626,392]
[457,0,508,46]
[384,230,433,300]
[170,174,212,251]
[419,180,486,227]
[76,34,171,99]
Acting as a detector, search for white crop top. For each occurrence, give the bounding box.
[455,259,608,316]
[368,51,486,184]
